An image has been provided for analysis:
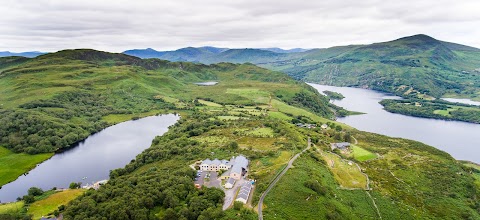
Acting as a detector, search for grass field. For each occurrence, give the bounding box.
[268,111,293,121]
[433,107,458,116]
[262,155,401,219]
[28,189,86,219]
[320,151,368,189]
[0,147,53,186]
[352,145,378,162]
[246,127,274,137]
[198,99,223,107]
[0,201,24,214]
[217,116,242,120]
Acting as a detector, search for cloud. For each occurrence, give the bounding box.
[0,0,479,52]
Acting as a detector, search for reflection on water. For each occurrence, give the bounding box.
[0,114,179,203]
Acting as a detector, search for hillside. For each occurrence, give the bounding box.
[1,49,479,219]
[126,35,480,101]
[0,49,334,180]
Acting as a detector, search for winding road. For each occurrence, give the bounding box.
[258,137,311,220]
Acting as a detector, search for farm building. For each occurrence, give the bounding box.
[225,177,236,189]
[331,142,351,151]
[235,182,253,204]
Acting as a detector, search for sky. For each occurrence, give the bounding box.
[1,0,479,52]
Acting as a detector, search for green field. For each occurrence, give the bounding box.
[351,145,378,162]
[0,147,53,186]
[0,201,24,214]
[28,189,86,219]
[320,151,368,189]
[246,127,274,137]
[198,99,223,107]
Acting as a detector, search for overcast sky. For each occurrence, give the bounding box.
[1,0,479,52]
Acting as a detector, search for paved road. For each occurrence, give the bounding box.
[258,138,311,220]
[223,178,246,210]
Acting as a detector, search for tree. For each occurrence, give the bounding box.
[69,182,81,189]
[22,195,35,204]
[228,141,238,150]
[344,132,352,143]
[234,201,243,210]
[27,187,43,196]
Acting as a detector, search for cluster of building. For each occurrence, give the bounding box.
[196,155,253,205]
[199,155,249,181]
[295,123,316,129]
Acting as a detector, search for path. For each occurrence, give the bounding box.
[258,137,311,220]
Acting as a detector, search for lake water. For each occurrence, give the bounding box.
[0,114,179,203]
[194,81,218,86]
[441,98,480,106]
[309,83,480,163]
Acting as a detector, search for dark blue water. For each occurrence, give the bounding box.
[309,83,480,163]
[0,114,179,203]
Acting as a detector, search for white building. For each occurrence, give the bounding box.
[200,159,231,171]
[225,177,236,189]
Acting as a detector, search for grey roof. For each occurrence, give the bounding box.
[202,159,212,164]
[227,177,236,185]
[231,155,249,174]
[221,170,231,177]
[335,142,350,148]
[221,159,229,165]
[237,182,252,200]
[211,159,221,165]
[331,142,350,150]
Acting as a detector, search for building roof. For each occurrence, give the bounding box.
[236,182,252,200]
[331,142,350,150]
[231,155,249,174]
[227,177,236,185]
[221,169,231,177]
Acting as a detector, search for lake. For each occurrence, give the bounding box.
[309,83,480,163]
[441,98,480,106]
[0,114,179,203]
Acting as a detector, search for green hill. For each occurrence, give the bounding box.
[127,35,480,101]
[1,49,479,219]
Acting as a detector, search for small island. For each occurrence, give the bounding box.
[323,90,345,100]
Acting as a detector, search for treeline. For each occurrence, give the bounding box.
[323,90,345,100]
[288,91,332,118]
[0,90,175,154]
[380,99,480,124]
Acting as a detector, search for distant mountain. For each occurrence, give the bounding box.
[122,46,307,61]
[123,47,228,61]
[0,51,45,58]
[256,47,310,53]
[122,48,165,59]
[122,35,480,100]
